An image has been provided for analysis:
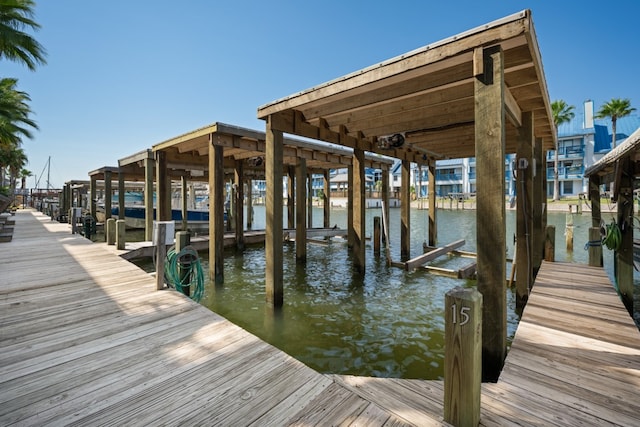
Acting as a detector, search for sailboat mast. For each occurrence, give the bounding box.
[46,156,51,191]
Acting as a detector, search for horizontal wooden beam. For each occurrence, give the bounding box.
[270,110,433,165]
[405,239,465,271]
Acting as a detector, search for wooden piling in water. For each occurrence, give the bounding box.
[565,213,573,252]
[444,286,482,427]
[588,227,603,267]
[373,216,381,256]
[544,225,555,261]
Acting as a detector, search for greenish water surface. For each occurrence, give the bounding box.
[133,206,636,379]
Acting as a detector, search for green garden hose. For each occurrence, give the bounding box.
[164,245,205,302]
[601,220,621,251]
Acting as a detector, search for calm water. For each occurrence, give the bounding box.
[131,206,637,380]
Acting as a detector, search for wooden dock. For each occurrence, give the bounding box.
[99,227,346,260]
[2,210,639,426]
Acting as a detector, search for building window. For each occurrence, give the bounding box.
[563,181,573,195]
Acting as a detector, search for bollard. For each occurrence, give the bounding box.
[373,216,381,256]
[116,219,126,250]
[444,286,482,427]
[106,218,116,245]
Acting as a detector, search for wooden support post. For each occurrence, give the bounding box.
[532,137,544,274]
[401,159,411,261]
[70,207,79,234]
[373,216,381,256]
[428,159,437,247]
[565,213,574,252]
[353,149,366,274]
[181,176,188,232]
[323,170,330,229]
[65,184,72,218]
[616,161,634,312]
[347,166,354,248]
[176,230,191,297]
[474,45,506,381]
[76,187,82,210]
[235,160,244,251]
[228,178,235,232]
[209,141,225,284]
[106,218,116,245]
[246,178,253,230]
[589,176,601,228]
[104,170,112,220]
[155,151,170,222]
[266,116,284,308]
[144,155,154,241]
[154,221,167,291]
[588,227,603,267]
[90,176,97,221]
[544,225,555,261]
[516,111,534,309]
[287,166,295,229]
[118,170,125,221]
[296,157,307,263]
[444,286,482,427]
[382,167,390,244]
[307,172,313,228]
[116,219,126,250]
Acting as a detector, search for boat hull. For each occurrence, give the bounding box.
[96,206,214,231]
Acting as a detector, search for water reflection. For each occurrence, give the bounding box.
[136,206,638,379]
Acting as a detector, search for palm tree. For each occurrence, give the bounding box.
[0,0,47,70]
[551,100,575,201]
[0,77,37,191]
[0,77,38,143]
[1,145,26,201]
[595,98,636,149]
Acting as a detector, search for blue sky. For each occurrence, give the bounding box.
[5,1,640,189]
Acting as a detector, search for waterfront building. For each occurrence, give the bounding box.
[547,100,640,197]
[385,100,639,201]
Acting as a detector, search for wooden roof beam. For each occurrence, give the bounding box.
[270,110,426,164]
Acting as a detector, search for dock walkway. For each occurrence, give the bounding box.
[1,210,639,425]
[0,210,422,426]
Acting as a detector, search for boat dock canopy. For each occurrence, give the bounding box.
[257,9,555,161]
[150,122,396,180]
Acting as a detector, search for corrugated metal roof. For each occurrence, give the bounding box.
[593,115,640,152]
[585,126,640,177]
[557,112,593,137]
[557,113,640,153]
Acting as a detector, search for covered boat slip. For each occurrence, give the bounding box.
[87,123,394,247]
[2,211,638,426]
[584,126,640,316]
[258,9,554,380]
[150,122,395,285]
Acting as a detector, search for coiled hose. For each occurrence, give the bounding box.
[601,220,622,251]
[164,245,205,302]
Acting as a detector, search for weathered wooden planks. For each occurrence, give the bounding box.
[0,210,446,426]
[2,211,639,426]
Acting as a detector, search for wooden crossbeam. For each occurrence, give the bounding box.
[404,239,465,271]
